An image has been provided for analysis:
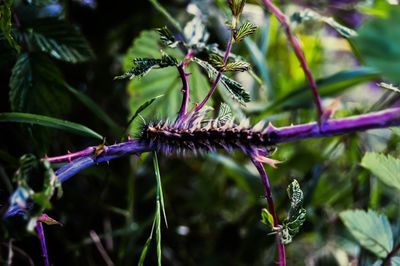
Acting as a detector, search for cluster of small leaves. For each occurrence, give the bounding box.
[115,54,178,80]
[193,57,251,103]
[281,179,306,245]
[227,0,245,18]
[10,154,62,226]
[233,21,257,42]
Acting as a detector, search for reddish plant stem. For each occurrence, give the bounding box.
[36,221,50,266]
[194,33,234,112]
[251,158,286,266]
[45,146,95,163]
[382,242,400,266]
[261,0,323,119]
[176,50,193,119]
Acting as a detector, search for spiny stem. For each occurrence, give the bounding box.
[45,146,96,163]
[261,0,323,120]
[194,31,234,112]
[250,158,286,266]
[36,221,50,266]
[5,107,400,217]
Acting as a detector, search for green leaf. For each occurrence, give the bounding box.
[353,7,400,83]
[156,26,179,48]
[234,21,258,42]
[361,152,400,191]
[126,95,163,130]
[0,112,103,139]
[392,127,400,136]
[193,57,251,103]
[29,18,94,63]
[340,209,393,258]
[216,103,233,126]
[261,208,274,228]
[153,152,167,228]
[115,54,177,80]
[9,53,71,116]
[137,219,155,266]
[263,67,380,112]
[228,0,245,17]
[123,30,210,120]
[0,0,20,52]
[223,61,251,72]
[64,84,121,133]
[282,179,306,245]
[291,10,357,38]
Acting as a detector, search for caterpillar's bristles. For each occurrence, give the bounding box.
[139,115,276,157]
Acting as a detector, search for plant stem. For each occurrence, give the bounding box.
[176,50,193,120]
[5,107,400,217]
[261,0,323,120]
[251,158,286,266]
[194,33,234,112]
[382,242,400,266]
[45,146,96,163]
[36,221,50,266]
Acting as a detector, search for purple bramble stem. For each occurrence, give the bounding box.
[382,242,400,266]
[36,221,50,266]
[261,0,323,120]
[251,158,286,266]
[5,108,400,217]
[194,33,234,112]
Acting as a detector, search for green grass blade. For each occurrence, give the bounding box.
[137,217,156,266]
[0,112,103,140]
[64,84,121,133]
[148,0,182,32]
[152,152,168,228]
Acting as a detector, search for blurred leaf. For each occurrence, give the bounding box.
[392,127,400,136]
[291,10,357,38]
[115,54,177,80]
[0,112,103,139]
[148,0,182,32]
[264,67,380,112]
[228,0,245,17]
[340,209,393,258]
[282,179,306,245]
[64,84,121,133]
[0,0,20,52]
[124,30,210,120]
[126,95,163,130]
[234,21,257,42]
[361,152,400,191]
[183,16,208,46]
[193,57,251,103]
[377,82,400,93]
[353,7,400,83]
[9,53,71,116]
[29,18,94,63]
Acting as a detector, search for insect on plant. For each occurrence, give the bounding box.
[1,0,400,265]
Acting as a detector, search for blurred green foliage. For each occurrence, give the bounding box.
[0,0,399,266]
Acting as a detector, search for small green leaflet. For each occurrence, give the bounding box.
[228,0,245,17]
[0,0,20,52]
[282,179,306,245]
[261,208,274,229]
[234,21,258,42]
[156,26,179,48]
[340,209,393,258]
[115,54,177,80]
[223,61,251,72]
[361,152,400,192]
[216,103,233,126]
[0,112,103,140]
[193,57,251,104]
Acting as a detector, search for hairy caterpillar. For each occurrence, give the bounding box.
[139,110,277,158]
